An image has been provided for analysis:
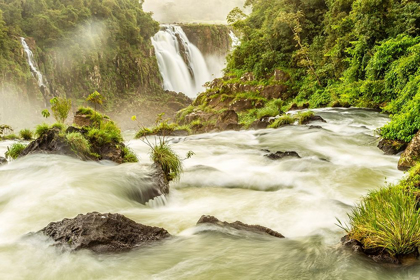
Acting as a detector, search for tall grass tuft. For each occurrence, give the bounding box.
[66,132,92,158]
[19,129,33,140]
[339,185,420,256]
[150,142,182,181]
[268,114,295,128]
[5,143,27,159]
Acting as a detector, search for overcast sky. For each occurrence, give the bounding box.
[143,0,246,23]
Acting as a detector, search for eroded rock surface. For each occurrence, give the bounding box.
[398,130,420,171]
[197,215,284,238]
[41,212,171,253]
[377,138,407,155]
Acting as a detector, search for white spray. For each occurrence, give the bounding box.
[151,25,211,98]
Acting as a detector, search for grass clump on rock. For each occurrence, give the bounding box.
[150,141,182,181]
[122,146,138,163]
[5,143,27,159]
[340,181,420,257]
[19,129,33,140]
[66,132,94,159]
[269,114,295,128]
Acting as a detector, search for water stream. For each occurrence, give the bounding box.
[151,25,211,98]
[1,108,419,279]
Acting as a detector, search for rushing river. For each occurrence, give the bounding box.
[0,108,418,279]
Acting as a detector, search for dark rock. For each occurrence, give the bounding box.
[261,85,291,100]
[309,125,323,129]
[378,138,407,155]
[128,163,169,204]
[229,99,263,112]
[265,151,301,160]
[301,115,327,125]
[197,215,284,238]
[0,157,7,165]
[288,103,310,111]
[398,130,420,170]
[218,110,238,124]
[41,212,171,253]
[240,72,255,82]
[341,235,401,264]
[65,126,88,135]
[250,120,269,130]
[19,128,88,160]
[273,69,290,83]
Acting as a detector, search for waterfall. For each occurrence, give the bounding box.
[151,25,212,98]
[20,37,50,104]
[229,31,241,48]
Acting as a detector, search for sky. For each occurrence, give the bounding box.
[142,0,246,23]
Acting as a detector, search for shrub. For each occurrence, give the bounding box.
[268,114,295,128]
[35,123,50,137]
[0,124,13,137]
[339,185,420,256]
[51,123,66,131]
[19,129,33,140]
[150,142,182,181]
[122,146,138,163]
[3,134,19,140]
[295,111,314,125]
[87,121,123,145]
[50,97,72,123]
[66,132,92,158]
[5,143,27,159]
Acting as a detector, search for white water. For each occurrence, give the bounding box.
[1,108,419,279]
[152,25,212,98]
[20,37,45,88]
[229,31,241,48]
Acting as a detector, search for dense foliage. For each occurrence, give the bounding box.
[0,0,162,105]
[227,0,420,142]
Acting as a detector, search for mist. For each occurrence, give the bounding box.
[143,0,246,23]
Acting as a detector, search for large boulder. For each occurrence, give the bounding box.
[19,128,92,160]
[197,215,284,238]
[41,212,171,253]
[398,131,420,171]
[216,110,241,131]
[378,138,407,155]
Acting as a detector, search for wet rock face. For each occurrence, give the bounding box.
[19,128,83,159]
[301,115,327,125]
[377,138,407,155]
[264,151,301,160]
[398,131,420,170]
[197,215,284,238]
[0,157,7,165]
[41,212,171,253]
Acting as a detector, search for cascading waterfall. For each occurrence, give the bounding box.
[20,37,51,104]
[229,31,241,48]
[151,25,212,98]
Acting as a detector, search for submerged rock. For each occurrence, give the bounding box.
[41,212,171,253]
[264,151,301,160]
[341,235,418,265]
[398,131,420,170]
[0,157,7,165]
[128,163,170,205]
[197,215,284,238]
[377,138,407,155]
[300,115,327,125]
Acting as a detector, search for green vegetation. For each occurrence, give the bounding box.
[86,91,103,111]
[5,143,27,159]
[218,0,420,142]
[50,97,72,123]
[0,0,162,108]
[268,114,295,128]
[339,183,420,256]
[150,141,182,182]
[19,129,33,140]
[66,132,93,158]
[35,123,52,137]
[122,146,138,163]
[87,121,123,145]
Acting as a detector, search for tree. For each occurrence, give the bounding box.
[86,91,103,111]
[50,97,72,123]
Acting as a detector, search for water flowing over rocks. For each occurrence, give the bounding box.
[197,215,284,239]
[301,115,327,125]
[398,131,420,170]
[0,157,7,165]
[40,212,171,253]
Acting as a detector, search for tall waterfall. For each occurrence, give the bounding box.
[151,25,211,98]
[20,37,50,104]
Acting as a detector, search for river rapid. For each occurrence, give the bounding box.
[0,108,419,279]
